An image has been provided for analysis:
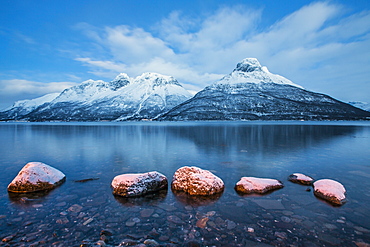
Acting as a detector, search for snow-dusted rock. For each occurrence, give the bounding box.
[313,179,346,205]
[171,166,224,196]
[111,171,168,197]
[235,177,284,194]
[7,162,66,193]
[288,173,314,185]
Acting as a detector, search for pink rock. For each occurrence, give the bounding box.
[288,173,314,185]
[313,179,346,205]
[171,166,224,196]
[8,162,66,193]
[111,171,168,197]
[235,177,283,194]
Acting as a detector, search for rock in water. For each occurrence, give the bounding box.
[171,166,224,196]
[235,177,283,194]
[288,173,314,185]
[111,171,168,197]
[313,179,346,205]
[7,162,66,193]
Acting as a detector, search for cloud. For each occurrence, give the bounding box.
[14,32,37,45]
[73,5,262,88]
[154,6,262,72]
[73,2,370,102]
[75,57,127,75]
[105,26,175,63]
[0,79,79,110]
[0,79,77,96]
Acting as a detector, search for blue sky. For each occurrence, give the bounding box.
[1,0,369,110]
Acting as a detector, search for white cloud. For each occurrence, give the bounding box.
[130,57,224,91]
[73,2,370,102]
[75,57,127,72]
[105,26,175,64]
[0,79,78,96]
[14,31,37,45]
[0,79,79,110]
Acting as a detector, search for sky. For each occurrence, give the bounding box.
[1,0,370,110]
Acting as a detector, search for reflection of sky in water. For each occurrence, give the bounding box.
[1,122,369,179]
[0,122,369,209]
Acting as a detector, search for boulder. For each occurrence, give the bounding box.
[313,179,346,205]
[235,177,283,194]
[171,166,224,196]
[7,162,66,193]
[288,173,314,185]
[111,171,168,197]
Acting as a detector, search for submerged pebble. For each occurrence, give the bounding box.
[0,171,366,247]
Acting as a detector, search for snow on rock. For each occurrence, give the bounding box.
[235,177,284,194]
[111,171,168,197]
[288,173,314,185]
[217,57,304,89]
[171,166,224,196]
[7,162,66,193]
[7,93,59,111]
[313,179,346,205]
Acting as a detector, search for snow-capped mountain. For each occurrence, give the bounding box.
[0,72,192,121]
[158,58,370,121]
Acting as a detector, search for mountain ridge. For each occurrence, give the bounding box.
[0,72,192,121]
[1,58,369,122]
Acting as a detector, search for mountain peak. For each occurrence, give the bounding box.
[110,73,131,90]
[113,73,130,81]
[217,57,303,89]
[136,72,181,86]
[233,58,262,73]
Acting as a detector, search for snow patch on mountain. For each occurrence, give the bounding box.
[215,58,303,89]
[6,93,59,111]
[52,79,110,103]
[0,93,59,119]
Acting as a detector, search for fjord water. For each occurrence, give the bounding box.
[0,122,369,246]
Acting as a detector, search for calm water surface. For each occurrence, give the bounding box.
[0,121,369,246]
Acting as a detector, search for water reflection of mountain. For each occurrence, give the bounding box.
[166,124,360,155]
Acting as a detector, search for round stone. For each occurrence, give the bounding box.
[171,166,224,196]
[111,171,168,197]
[7,162,66,193]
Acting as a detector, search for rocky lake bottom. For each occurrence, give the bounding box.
[0,122,369,246]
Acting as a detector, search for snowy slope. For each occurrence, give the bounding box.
[217,58,303,88]
[159,58,370,121]
[0,72,192,121]
[0,93,59,120]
